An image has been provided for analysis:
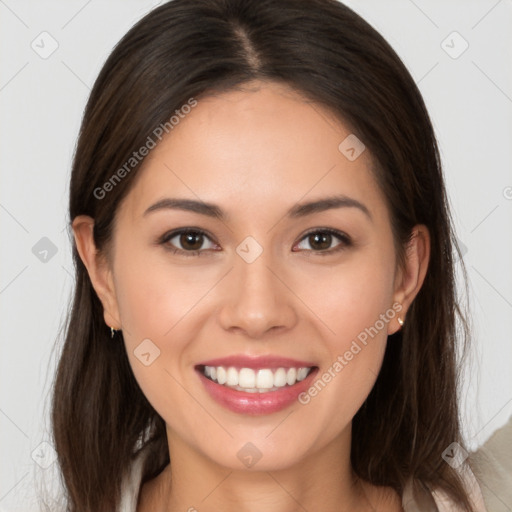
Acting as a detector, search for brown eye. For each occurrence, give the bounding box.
[161,229,218,255]
[308,232,332,250]
[294,229,351,253]
[179,232,204,251]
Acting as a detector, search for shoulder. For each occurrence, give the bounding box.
[402,466,488,512]
[470,416,512,511]
[432,466,487,512]
[402,417,512,512]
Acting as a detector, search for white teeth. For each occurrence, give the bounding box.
[297,367,309,381]
[256,369,274,389]
[226,367,238,386]
[202,365,313,391]
[274,368,287,387]
[216,366,227,385]
[286,368,297,385]
[238,368,256,388]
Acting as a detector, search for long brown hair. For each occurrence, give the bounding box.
[51,0,474,510]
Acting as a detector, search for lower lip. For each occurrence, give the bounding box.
[197,368,318,415]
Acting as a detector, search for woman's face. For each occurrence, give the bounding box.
[86,81,420,471]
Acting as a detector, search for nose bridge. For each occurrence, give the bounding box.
[217,242,296,337]
[236,250,275,300]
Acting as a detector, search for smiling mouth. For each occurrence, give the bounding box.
[198,365,316,393]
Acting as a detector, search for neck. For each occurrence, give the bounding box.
[140,426,392,512]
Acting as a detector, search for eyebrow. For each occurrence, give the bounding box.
[143,195,372,221]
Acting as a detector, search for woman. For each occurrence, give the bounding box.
[51,0,488,510]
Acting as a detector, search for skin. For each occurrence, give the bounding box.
[73,80,429,512]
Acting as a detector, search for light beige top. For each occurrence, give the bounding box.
[402,465,487,511]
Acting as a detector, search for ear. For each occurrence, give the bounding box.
[72,215,121,330]
[388,225,430,335]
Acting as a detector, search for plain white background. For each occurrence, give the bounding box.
[1,0,511,510]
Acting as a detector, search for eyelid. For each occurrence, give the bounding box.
[299,227,351,242]
[293,227,352,254]
[158,227,219,256]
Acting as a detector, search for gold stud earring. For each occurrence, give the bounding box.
[110,326,117,338]
[397,317,404,327]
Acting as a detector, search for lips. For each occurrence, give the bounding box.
[195,355,318,415]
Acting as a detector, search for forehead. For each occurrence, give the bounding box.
[119,81,386,223]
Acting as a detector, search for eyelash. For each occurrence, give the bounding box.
[293,228,352,256]
[158,227,352,257]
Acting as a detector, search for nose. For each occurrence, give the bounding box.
[217,252,298,339]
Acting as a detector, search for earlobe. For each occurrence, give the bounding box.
[389,225,430,334]
[72,215,121,330]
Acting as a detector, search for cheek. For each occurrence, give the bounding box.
[293,243,396,347]
[111,250,203,427]
[111,245,226,414]
[113,244,221,344]
[292,245,396,428]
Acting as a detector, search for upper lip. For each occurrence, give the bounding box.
[196,354,317,370]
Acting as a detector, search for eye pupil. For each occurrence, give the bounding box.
[180,232,203,250]
[309,232,332,250]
